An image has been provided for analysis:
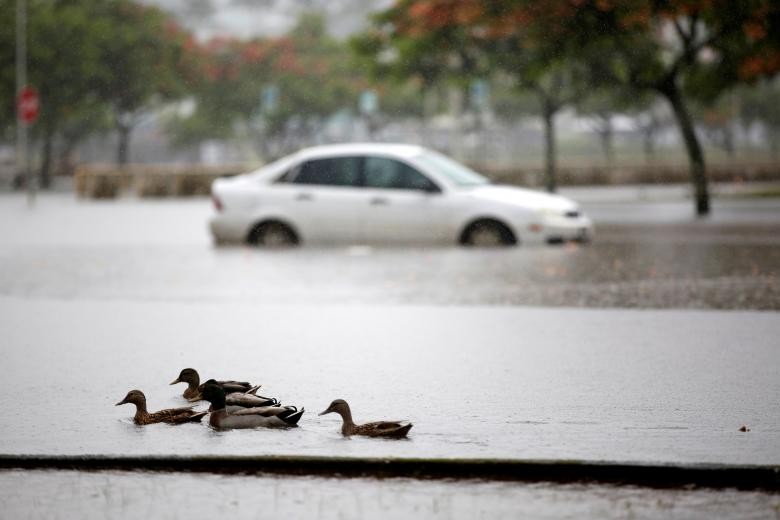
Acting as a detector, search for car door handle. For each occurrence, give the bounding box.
[370,197,388,206]
[295,193,313,201]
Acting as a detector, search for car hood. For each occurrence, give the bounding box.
[467,185,579,211]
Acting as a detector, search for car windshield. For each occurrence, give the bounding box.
[414,151,491,187]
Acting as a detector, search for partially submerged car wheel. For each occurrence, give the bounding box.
[248,221,299,248]
[461,219,517,247]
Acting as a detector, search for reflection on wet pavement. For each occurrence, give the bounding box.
[1,238,777,309]
[1,470,777,520]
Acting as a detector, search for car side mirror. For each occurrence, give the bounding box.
[423,184,441,194]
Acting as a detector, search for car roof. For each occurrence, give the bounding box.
[293,143,426,160]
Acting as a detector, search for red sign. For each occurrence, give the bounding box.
[17,86,40,124]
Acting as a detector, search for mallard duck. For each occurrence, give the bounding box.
[115,389,207,425]
[170,368,256,401]
[201,383,304,429]
[201,379,279,411]
[319,399,412,438]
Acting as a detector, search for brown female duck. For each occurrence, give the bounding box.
[170,368,256,401]
[115,389,207,425]
[319,399,412,438]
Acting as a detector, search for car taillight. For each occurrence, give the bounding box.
[212,194,223,212]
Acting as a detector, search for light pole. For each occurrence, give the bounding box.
[16,0,34,206]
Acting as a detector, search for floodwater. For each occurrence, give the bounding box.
[1,470,778,519]
[0,193,778,309]
[2,299,779,463]
[1,191,779,517]
[0,192,778,463]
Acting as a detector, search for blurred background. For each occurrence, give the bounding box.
[1,0,778,212]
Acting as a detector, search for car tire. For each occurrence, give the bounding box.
[249,221,299,248]
[462,219,516,247]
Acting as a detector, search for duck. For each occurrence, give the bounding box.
[170,368,256,401]
[200,383,304,429]
[319,399,412,438]
[115,389,207,425]
[201,378,279,411]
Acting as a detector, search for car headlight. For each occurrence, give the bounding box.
[537,208,562,219]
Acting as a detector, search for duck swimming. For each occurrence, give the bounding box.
[319,399,412,438]
[170,368,256,401]
[201,378,279,411]
[115,389,207,425]
[201,383,304,429]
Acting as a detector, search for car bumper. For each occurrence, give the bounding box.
[209,213,251,244]
[538,215,594,245]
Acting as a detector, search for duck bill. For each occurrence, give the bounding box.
[169,378,181,385]
[318,409,332,416]
[115,399,127,406]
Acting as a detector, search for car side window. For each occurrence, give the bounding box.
[291,157,361,187]
[364,157,439,192]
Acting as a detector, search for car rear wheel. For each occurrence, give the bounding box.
[461,220,516,247]
[248,221,299,248]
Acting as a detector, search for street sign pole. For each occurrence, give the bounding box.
[16,0,33,206]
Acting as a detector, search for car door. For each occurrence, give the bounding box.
[273,155,364,244]
[359,156,452,244]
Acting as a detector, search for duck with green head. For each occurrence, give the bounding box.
[201,382,304,429]
[115,389,207,425]
[170,368,259,401]
[319,399,412,438]
[199,379,279,411]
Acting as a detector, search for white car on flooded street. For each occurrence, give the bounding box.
[209,143,593,247]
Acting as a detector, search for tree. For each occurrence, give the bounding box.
[10,0,109,187]
[0,0,195,184]
[514,0,780,214]
[365,0,780,214]
[98,1,193,165]
[739,78,780,158]
[358,1,592,192]
[169,13,364,160]
[576,87,655,170]
[696,94,739,159]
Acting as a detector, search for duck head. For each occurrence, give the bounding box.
[319,399,350,417]
[200,382,226,410]
[116,389,146,408]
[170,368,200,388]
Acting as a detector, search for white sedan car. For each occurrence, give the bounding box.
[209,143,593,247]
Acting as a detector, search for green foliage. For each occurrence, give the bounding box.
[0,0,193,167]
[167,13,368,156]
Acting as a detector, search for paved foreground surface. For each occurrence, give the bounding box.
[1,470,778,520]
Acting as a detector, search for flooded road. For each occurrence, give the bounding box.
[0,193,778,309]
[1,191,778,517]
[2,298,778,463]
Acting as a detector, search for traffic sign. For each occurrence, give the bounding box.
[17,85,40,124]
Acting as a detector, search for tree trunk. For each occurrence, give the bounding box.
[722,126,735,159]
[542,100,557,193]
[117,123,131,166]
[642,126,656,165]
[598,114,615,171]
[39,128,54,189]
[659,81,710,216]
